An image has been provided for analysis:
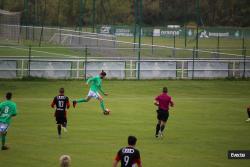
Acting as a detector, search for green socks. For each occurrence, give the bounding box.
[1,134,6,146]
[100,100,106,111]
[76,98,87,103]
[75,98,106,112]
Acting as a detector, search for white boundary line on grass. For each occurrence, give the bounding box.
[32,32,249,57]
[0,45,80,58]
[1,44,249,59]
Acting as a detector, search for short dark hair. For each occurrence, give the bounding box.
[59,88,64,94]
[100,70,106,76]
[163,87,168,93]
[128,136,137,146]
[6,92,12,100]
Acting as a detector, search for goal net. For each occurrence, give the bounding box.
[0,9,21,43]
[49,30,117,57]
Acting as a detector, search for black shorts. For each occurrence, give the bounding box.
[56,116,67,125]
[157,109,169,122]
[55,110,67,124]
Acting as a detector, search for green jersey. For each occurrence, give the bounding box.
[86,75,105,94]
[0,100,17,125]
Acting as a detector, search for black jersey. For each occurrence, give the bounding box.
[51,95,70,117]
[115,146,141,167]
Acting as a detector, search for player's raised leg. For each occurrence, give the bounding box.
[73,96,91,108]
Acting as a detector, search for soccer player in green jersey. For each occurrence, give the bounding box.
[73,70,110,114]
[0,92,17,150]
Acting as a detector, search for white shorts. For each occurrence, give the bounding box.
[87,90,100,99]
[0,123,8,133]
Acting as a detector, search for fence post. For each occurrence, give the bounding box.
[39,0,47,47]
[39,26,44,47]
[136,0,142,80]
[32,25,35,41]
[28,45,32,77]
[21,59,24,78]
[184,25,187,48]
[195,26,199,58]
[18,24,22,43]
[241,35,245,78]
[232,61,236,78]
[242,36,245,51]
[78,31,81,45]
[195,0,200,58]
[24,0,28,40]
[137,30,141,80]
[134,0,138,50]
[217,35,220,57]
[243,47,246,79]
[192,47,195,79]
[181,60,184,79]
[151,30,154,56]
[59,27,62,44]
[92,0,96,33]
[76,51,80,79]
[84,46,88,81]
[173,32,176,57]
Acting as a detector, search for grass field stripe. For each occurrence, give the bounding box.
[3,45,79,58]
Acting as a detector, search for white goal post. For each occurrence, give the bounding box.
[0,9,21,41]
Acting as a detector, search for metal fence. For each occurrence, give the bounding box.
[1,24,250,59]
[0,57,249,79]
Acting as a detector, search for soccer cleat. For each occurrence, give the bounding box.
[160,132,164,138]
[73,101,77,108]
[1,145,9,150]
[155,134,159,138]
[103,109,110,115]
[158,131,163,138]
[246,118,250,122]
[62,127,68,132]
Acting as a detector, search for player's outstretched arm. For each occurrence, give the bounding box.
[154,100,159,106]
[51,99,56,108]
[112,160,118,167]
[99,86,108,96]
[50,101,55,108]
[170,98,174,107]
[86,76,96,85]
[170,101,174,107]
[136,159,142,167]
[66,97,70,109]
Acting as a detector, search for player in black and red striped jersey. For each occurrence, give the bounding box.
[112,136,142,167]
[51,88,70,138]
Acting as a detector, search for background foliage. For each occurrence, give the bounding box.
[1,0,250,27]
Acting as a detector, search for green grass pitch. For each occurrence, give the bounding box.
[0,80,250,167]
